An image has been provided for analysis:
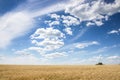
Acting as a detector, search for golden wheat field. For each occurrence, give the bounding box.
[0,65,120,80]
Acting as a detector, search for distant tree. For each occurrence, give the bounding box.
[96,62,103,65]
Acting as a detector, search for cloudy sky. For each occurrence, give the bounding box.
[0,0,120,65]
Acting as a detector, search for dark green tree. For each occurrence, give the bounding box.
[96,62,103,65]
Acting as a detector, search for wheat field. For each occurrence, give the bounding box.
[0,65,120,80]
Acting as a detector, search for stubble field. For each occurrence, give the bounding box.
[0,65,120,80]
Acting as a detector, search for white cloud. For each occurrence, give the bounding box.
[28,47,47,56]
[46,14,80,28]
[0,52,67,64]
[93,47,109,54]
[65,0,120,26]
[93,45,118,54]
[31,2,68,17]
[0,55,41,65]
[64,27,72,35]
[105,55,120,64]
[28,27,68,59]
[48,14,80,27]
[61,55,104,65]
[49,13,60,20]
[31,27,65,40]
[36,39,64,51]
[70,28,88,42]
[30,27,65,52]
[94,20,103,26]
[108,29,120,34]
[119,29,120,31]
[19,0,70,17]
[75,41,99,49]
[28,47,43,52]
[48,21,60,27]
[45,14,80,36]
[61,15,80,27]
[43,52,67,59]
[86,20,103,27]
[0,55,5,60]
[15,49,33,56]
[107,56,120,60]
[84,55,103,63]
[28,47,67,59]
[70,55,120,65]
[0,11,34,48]
[45,14,81,36]
[86,22,95,27]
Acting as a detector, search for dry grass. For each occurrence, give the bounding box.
[0,65,120,80]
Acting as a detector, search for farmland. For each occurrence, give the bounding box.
[0,65,120,80]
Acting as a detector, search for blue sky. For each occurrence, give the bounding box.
[0,0,120,65]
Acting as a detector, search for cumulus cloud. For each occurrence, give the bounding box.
[86,22,95,27]
[65,0,120,26]
[75,41,99,49]
[28,27,68,59]
[61,15,80,27]
[64,27,72,35]
[0,12,34,48]
[48,14,80,27]
[28,47,46,55]
[45,13,80,35]
[108,29,120,34]
[49,13,60,20]
[30,27,65,52]
[45,20,60,27]
[86,21,103,27]
[31,27,65,40]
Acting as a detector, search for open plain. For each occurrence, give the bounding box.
[0,65,120,80]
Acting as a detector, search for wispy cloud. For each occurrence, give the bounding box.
[0,0,69,49]
[65,55,120,65]
[70,27,89,42]
[15,49,33,56]
[57,41,99,52]
[0,55,5,60]
[0,11,34,48]
[107,29,120,35]
[75,41,99,49]
[31,3,66,17]
[92,45,119,54]
[0,55,41,65]
[43,52,67,59]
